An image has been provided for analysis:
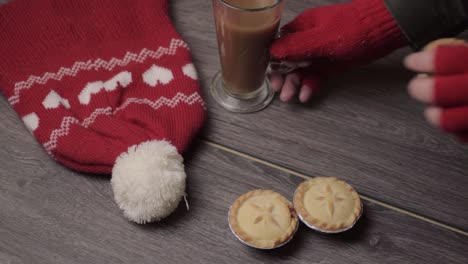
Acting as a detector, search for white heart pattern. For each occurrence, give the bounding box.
[142,65,174,87]
[182,63,198,80]
[22,113,39,132]
[43,90,71,109]
[78,71,132,105]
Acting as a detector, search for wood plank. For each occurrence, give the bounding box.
[0,2,466,263]
[171,0,468,230]
[0,100,467,263]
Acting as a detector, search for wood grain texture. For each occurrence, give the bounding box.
[171,0,468,230]
[0,0,467,263]
[0,97,467,263]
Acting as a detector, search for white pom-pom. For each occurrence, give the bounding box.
[111,140,186,224]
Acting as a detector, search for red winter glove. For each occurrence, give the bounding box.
[270,0,407,99]
[406,45,468,143]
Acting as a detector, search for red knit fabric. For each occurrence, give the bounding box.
[434,74,468,107]
[433,45,468,141]
[435,45,468,75]
[0,0,206,174]
[270,0,406,75]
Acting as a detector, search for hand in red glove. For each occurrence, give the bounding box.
[270,0,406,103]
[405,44,468,143]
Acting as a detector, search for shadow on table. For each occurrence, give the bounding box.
[135,202,192,230]
[286,63,415,108]
[253,211,370,259]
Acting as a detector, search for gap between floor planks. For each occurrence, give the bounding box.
[202,139,468,237]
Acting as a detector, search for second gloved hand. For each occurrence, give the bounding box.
[406,44,468,143]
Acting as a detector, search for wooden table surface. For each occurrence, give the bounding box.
[1,0,467,263]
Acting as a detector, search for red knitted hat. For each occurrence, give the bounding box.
[0,0,206,223]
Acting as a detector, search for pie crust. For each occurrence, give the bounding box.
[294,177,362,232]
[229,190,298,249]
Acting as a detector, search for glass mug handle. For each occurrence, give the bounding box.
[269,30,311,74]
[270,60,311,74]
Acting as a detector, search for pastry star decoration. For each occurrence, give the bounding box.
[314,184,345,219]
[250,203,281,228]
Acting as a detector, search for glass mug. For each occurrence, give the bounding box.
[211,0,286,113]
